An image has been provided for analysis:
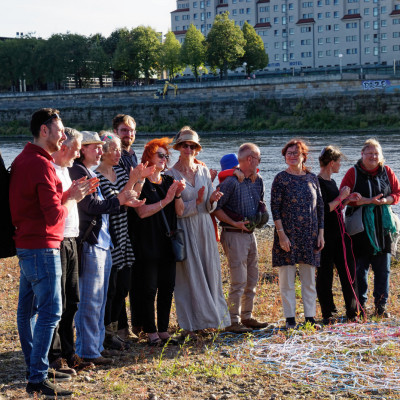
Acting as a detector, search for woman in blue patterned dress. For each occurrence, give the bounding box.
[271,139,324,329]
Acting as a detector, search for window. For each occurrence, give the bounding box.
[282,4,286,12]
[182,15,190,20]
[193,1,197,7]
[326,37,332,43]
[175,16,180,21]
[289,16,294,22]
[365,47,370,54]
[246,8,251,14]
[394,19,400,25]
[274,17,279,23]
[334,11,339,18]
[334,23,339,30]
[326,24,331,30]
[326,12,331,17]
[302,13,313,18]
[334,36,339,43]
[260,6,266,12]
[346,22,358,28]
[373,7,378,16]
[348,8,359,14]
[274,54,280,60]
[289,40,294,46]
[334,49,339,56]
[301,26,312,32]
[283,54,288,62]
[364,8,369,15]
[334,0,339,4]
[206,12,211,17]
[364,34,370,41]
[318,25,324,32]
[381,33,387,40]
[290,53,294,60]
[200,1,204,8]
[274,5,278,11]
[193,13,197,19]
[381,46,387,53]
[232,0,237,3]
[282,16,287,24]
[233,9,238,15]
[364,21,370,28]
[274,29,279,36]
[381,6,386,13]
[289,28,295,34]
[326,49,331,55]
[317,0,322,6]
[318,37,324,44]
[346,48,357,54]
[373,20,378,29]
[289,3,294,10]
[274,42,280,49]
[201,12,204,20]
[301,51,312,57]
[393,32,400,38]
[283,41,288,49]
[325,0,330,4]
[301,39,312,44]
[302,1,313,6]
[239,8,244,14]
[395,5,400,11]
[381,20,387,27]
[373,46,378,55]
[318,13,323,19]
[394,45,400,51]
[318,50,324,57]
[282,29,287,37]
[239,20,244,26]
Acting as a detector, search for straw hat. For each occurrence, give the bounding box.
[173,129,202,150]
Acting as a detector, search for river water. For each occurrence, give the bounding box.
[2,132,400,214]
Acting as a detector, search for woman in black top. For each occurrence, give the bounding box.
[316,146,361,324]
[133,138,185,346]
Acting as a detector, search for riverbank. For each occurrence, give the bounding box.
[1,227,400,399]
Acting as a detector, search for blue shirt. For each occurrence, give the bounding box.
[216,174,264,220]
[119,149,138,176]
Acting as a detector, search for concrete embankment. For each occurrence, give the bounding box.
[0,74,399,128]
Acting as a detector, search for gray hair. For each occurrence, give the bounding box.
[100,132,121,153]
[64,127,82,148]
[238,143,260,160]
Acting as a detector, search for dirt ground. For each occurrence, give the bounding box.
[1,227,400,399]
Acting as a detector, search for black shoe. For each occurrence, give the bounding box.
[374,306,391,318]
[26,379,73,398]
[104,334,130,351]
[26,369,72,382]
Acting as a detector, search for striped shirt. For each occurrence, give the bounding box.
[96,165,135,269]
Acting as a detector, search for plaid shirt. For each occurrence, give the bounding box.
[216,174,264,222]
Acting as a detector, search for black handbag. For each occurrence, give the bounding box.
[161,209,187,262]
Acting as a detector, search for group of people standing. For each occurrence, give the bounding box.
[7,107,399,399]
[271,138,399,329]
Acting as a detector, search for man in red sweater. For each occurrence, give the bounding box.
[10,109,91,398]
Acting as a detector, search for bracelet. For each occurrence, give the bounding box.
[159,200,163,209]
[175,195,182,199]
[135,180,144,185]
[277,229,284,232]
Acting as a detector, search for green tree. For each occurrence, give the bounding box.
[241,21,269,76]
[88,34,110,87]
[180,24,207,81]
[113,26,161,84]
[206,12,245,79]
[160,31,185,80]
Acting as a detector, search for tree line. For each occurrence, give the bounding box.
[0,12,268,92]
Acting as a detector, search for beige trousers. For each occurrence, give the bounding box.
[220,231,259,323]
[278,264,316,319]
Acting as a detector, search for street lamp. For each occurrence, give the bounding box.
[243,62,247,78]
[338,53,343,78]
[199,66,203,83]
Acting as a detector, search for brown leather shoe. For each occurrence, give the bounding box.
[49,357,77,376]
[83,356,114,366]
[224,322,253,334]
[117,327,139,342]
[241,318,269,329]
[67,354,94,372]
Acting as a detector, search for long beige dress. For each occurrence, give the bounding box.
[166,165,230,331]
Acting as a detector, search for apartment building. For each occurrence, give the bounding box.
[171,0,400,71]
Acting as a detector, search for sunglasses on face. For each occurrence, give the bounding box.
[181,143,197,150]
[42,113,61,126]
[156,152,169,160]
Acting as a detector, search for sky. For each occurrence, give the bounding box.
[0,0,176,39]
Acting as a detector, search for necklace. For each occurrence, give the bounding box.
[148,175,162,184]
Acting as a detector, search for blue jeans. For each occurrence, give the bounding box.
[16,248,62,383]
[75,243,112,359]
[356,252,391,308]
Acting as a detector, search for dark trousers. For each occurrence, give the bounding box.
[133,258,176,333]
[130,261,143,329]
[316,235,359,319]
[49,238,79,362]
[356,252,391,308]
[104,264,131,326]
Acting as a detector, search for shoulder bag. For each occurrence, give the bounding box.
[161,209,187,262]
[345,206,364,236]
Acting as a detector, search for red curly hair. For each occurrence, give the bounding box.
[141,137,173,169]
[282,138,310,173]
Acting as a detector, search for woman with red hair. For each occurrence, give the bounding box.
[132,138,185,346]
[271,139,324,330]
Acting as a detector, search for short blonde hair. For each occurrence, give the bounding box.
[238,143,260,160]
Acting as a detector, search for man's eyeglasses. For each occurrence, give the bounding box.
[118,128,136,134]
[42,113,60,126]
[156,152,169,160]
[181,143,197,150]
[250,155,261,162]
